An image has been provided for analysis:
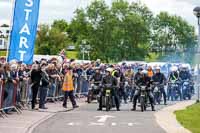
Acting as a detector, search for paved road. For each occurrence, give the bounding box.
[32,101,174,133]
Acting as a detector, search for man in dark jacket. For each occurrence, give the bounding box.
[132,69,155,111]
[152,67,167,105]
[98,68,120,111]
[31,63,41,110]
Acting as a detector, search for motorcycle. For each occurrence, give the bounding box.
[153,82,162,105]
[138,85,148,112]
[87,81,101,103]
[102,84,115,111]
[182,79,192,100]
[168,80,181,101]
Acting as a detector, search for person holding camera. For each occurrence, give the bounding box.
[39,63,49,109]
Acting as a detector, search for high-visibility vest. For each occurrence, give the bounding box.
[147,70,154,77]
[62,73,74,91]
[112,70,117,76]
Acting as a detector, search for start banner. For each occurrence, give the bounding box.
[8,0,40,64]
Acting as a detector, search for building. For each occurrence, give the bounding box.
[0,38,8,50]
[0,27,10,38]
[0,26,10,50]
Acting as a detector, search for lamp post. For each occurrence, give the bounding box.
[80,40,91,60]
[193,6,200,103]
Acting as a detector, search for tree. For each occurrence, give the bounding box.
[68,0,153,62]
[35,24,71,55]
[151,12,197,63]
[52,19,68,32]
[35,0,197,63]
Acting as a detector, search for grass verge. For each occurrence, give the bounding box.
[175,103,200,133]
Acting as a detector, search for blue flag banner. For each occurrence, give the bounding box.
[8,0,40,64]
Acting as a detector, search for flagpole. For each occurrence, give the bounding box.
[6,0,16,63]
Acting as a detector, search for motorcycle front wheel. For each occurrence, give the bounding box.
[106,96,110,111]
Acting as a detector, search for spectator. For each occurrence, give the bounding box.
[47,63,60,102]
[39,63,49,109]
[30,63,41,110]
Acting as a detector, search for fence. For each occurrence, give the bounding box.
[0,81,21,118]
[0,75,90,118]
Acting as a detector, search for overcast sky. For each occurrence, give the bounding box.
[0,0,200,30]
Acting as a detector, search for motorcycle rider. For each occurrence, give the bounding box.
[98,68,120,111]
[152,67,167,105]
[169,66,179,81]
[179,65,193,99]
[131,68,155,111]
[179,65,192,81]
[90,67,103,85]
[88,67,103,102]
[168,66,180,101]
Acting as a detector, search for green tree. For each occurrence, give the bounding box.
[35,24,71,55]
[52,19,68,32]
[151,12,197,63]
[68,0,153,62]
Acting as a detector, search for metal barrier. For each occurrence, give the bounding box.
[19,79,32,109]
[0,74,90,118]
[0,82,21,118]
[0,83,4,118]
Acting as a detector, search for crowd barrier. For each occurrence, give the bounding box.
[0,83,3,117]
[0,82,21,118]
[0,74,90,118]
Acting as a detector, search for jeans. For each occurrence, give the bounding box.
[160,87,167,104]
[81,79,89,95]
[119,87,127,103]
[63,90,77,107]
[48,83,56,98]
[39,86,48,108]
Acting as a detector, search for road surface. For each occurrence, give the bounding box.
[32,101,172,133]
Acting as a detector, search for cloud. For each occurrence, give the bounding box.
[175,0,200,6]
[0,0,199,30]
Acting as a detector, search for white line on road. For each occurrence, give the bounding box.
[95,115,115,123]
[128,123,134,126]
[111,123,117,126]
[89,122,105,126]
[67,122,80,126]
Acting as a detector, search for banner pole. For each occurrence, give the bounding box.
[6,0,16,63]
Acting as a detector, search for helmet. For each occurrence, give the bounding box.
[181,64,188,69]
[106,68,113,73]
[155,66,161,70]
[138,67,143,71]
[170,66,178,72]
[141,70,147,74]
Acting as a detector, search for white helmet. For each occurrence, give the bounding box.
[155,66,161,70]
[170,66,178,72]
[106,68,113,73]
[141,70,148,74]
[181,64,188,69]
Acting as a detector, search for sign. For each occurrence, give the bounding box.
[8,0,40,64]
